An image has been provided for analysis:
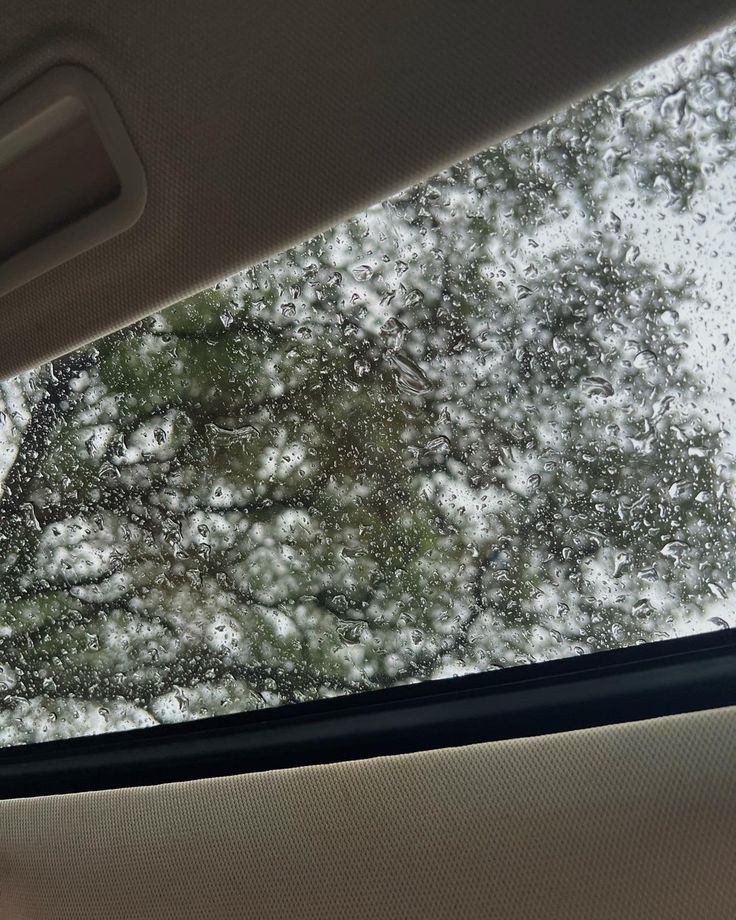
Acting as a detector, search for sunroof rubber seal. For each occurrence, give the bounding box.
[0,630,734,799]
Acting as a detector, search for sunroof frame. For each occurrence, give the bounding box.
[1,630,734,799]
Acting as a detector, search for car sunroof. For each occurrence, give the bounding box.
[2,24,736,747]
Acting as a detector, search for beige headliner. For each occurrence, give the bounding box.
[2,706,735,919]
[1,0,735,377]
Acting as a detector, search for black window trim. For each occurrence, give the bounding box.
[1,629,735,799]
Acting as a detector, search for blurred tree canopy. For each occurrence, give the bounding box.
[2,27,736,744]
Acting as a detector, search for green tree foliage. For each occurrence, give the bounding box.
[1,28,736,743]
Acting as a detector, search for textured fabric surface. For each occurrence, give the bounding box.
[1,707,735,919]
[1,1,735,377]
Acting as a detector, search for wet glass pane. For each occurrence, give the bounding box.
[2,26,736,745]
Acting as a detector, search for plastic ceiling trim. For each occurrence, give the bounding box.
[0,65,146,296]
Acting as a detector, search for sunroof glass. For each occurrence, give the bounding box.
[2,25,736,746]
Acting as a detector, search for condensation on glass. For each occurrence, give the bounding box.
[2,27,736,746]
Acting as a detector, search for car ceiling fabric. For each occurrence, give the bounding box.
[1,706,735,919]
[0,0,735,377]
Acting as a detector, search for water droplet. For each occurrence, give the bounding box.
[99,461,120,482]
[634,349,657,370]
[206,422,260,441]
[387,353,431,396]
[661,539,688,560]
[174,688,189,712]
[20,502,41,532]
[583,375,615,398]
[613,551,631,578]
[425,435,451,453]
[332,594,348,613]
[380,317,409,351]
[602,147,620,177]
[708,616,730,630]
[708,583,728,600]
[351,264,374,282]
[527,473,541,490]
[633,598,654,617]
[668,480,692,501]
[404,289,424,309]
[660,88,687,126]
[661,309,679,326]
[336,620,364,643]
[281,302,296,317]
